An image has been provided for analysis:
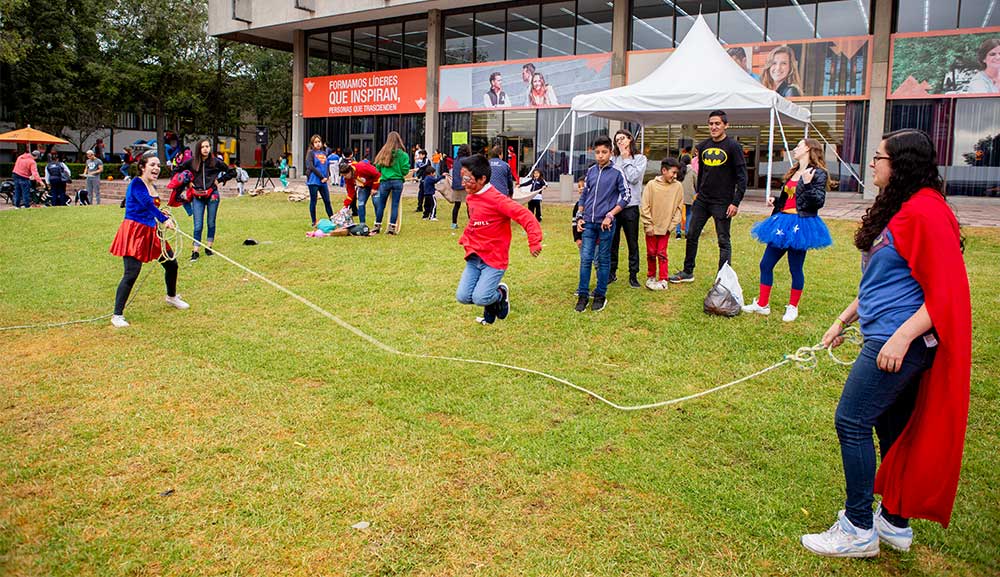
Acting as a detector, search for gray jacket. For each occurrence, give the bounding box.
[614,154,648,207]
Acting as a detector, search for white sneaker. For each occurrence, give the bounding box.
[645,277,658,290]
[165,295,190,310]
[782,304,799,322]
[657,280,670,291]
[111,315,130,328]
[874,504,913,552]
[742,298,770,315]
[801,510,879,558]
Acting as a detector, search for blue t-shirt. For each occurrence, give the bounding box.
[857,228,925,341]
[307,150,329,186]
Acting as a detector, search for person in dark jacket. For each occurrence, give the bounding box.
[178,138,227,261]
[743,138,832,322]
[450,145,470,229]
[488,145,514,197]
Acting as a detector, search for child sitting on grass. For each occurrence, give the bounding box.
[640,157,685,290]
[456,154,543,325]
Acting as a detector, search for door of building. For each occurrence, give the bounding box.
[350,135,374,162]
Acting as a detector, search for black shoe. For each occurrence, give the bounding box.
[591,295,607,312]
[608,273,618,284]
[628,275,641,289]
[676,232,682,239]
[668,270,694,283]
[482,303,497,324]
[205,247,213,256]
[574,294,589,313]
[496,283,510,320]
[190,251,200,262]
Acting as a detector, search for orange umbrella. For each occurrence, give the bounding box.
[0,125,69,145]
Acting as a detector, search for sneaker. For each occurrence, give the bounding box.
[481,303,497,324]
[422,216,429,220]
[190,251,200,262]
[369,224,381,236]
[782,304,799,322]
[628,275,641,289]
[591,295,607,312]
[496,283,510,320]
[874,504,913,552]
[675,231,682,239]
[204,247,213,257]
[574,294,589,313]
[653,280,669,291]
[645,277,658,290]
[608,273,618,284]
[450,223,458,230]
[668,270,694,283]
[742,298,771,315]
[165,295,190,310]
[429,217,438,222]
[110,315,130,328]
[801,510,879,558]
[387,223,397,235]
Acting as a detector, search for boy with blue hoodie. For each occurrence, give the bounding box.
[418,163,444,220]
[574,135,631,312]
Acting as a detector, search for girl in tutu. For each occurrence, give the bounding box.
[109,154,189,328]
[744,138,832,321]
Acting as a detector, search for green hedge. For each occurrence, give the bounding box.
[0,162,117,179]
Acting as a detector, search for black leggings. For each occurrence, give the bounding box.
[114,253,177,315]
[452,201,463,225]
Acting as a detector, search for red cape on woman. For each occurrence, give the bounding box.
[874,188,972,527]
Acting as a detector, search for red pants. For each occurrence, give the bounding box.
[645,234,670,280]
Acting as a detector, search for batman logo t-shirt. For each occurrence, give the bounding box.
[701,147,728,166]
[695,136,747,206]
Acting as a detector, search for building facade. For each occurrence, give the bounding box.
[209,0,1000,198]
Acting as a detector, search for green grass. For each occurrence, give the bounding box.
[1,195,998,576]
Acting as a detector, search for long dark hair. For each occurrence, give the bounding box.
[854,129,944,251]
[613,129,638,157]
[191,138,216,173]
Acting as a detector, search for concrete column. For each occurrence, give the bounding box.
[862,0,893,199]
[292,29,306,175]
[425,9,442,152]
[608,0,630,135]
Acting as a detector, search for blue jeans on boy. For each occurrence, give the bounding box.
[191,196,220,248]
[376,179,403,226]
[577,222,614,297]
[12,174,31,208]
[835,335,936,530]
[357,185,379,226]
[456,254,505,306]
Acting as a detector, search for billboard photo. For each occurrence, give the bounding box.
[439,53,612,112]
[889,27,1000,98]
[303,68,428,118]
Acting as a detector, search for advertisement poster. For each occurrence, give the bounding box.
[889,27,1000,98]
[303,68,428,118]
[627,37,870,100]
[439,53,612,112]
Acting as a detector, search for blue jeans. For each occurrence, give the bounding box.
[835,335,936,529]
[676,203,692,235]
[191,196,220,247]
[577,222,614,297]
[307,183,333,224]
[12,174,31,208]
[456,254,506,306]
[357,185,379,226]
[376,179,404,226]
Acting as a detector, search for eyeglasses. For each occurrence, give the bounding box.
[461,175,474,182]
[615,135,629,142]
[872,154,891,163]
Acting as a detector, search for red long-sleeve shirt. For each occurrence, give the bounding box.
[459,184,542,270]
[343,161,380,207]
[12,153,43,182]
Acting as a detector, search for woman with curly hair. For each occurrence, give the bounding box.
[801,130,971,558]
[762,45,803,98]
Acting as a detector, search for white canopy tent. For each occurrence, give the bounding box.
[566,14,812,200]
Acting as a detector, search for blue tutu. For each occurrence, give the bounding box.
[750,212,832,251]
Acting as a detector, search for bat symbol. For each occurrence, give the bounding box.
[701,147,728,166]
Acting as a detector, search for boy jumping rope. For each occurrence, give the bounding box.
[456,154,542,325]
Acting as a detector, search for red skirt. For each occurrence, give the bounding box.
[110,220,170,263]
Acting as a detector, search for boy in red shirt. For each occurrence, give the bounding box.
[339,160,381,227]
[457,154,543,325]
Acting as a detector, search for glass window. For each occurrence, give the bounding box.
[719,0,765,44]
[353,25,376,73]
[330,29,352,73]
[959,0,1000,28]
[440,112,472,156]
[475,9,507,63]
[444,13,474,65]
[308,32,329,77]
[541,2,576,57]
[949,98,1000,196]
[576,0,613,54]
[536,108,608,180]
[895,0,959,32]
[507,6,540,60]
[631,0,675,50]
[675,1,718,45]
[767,0,818,41]
[376,22,403,71]
[470,111,504,156]
[816,0,870,37]
[403,19,427,69]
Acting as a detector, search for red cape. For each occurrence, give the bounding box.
[874,188,971,527]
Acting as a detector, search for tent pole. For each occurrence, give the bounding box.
[640,124,645,153]
[766,107,775,201]
[568,112,577,176]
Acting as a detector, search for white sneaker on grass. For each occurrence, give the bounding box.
[782,304,799,322]
[111,315,130,328]
[645,277,658,290]
[874,504,913,552]
[801,510,879,558]
[165,295,190,310]
[742,298,771,315]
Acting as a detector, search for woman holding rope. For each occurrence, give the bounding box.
[801,129,971,558]
[109,154,189,328]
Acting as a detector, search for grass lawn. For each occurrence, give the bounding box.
[1,194,998,577]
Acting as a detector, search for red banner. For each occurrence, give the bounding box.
[303,68,428,118]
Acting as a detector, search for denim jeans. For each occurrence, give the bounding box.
[376,179,404,226]
[191,196,220,247]
[577,222,614,297]
[12,174,31,208]
[307,183,333,224]
[835,335,937,530]
[676,204,692,235]
[455,254,506,306]
[357,185,379,226]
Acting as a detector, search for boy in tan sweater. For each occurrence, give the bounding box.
[640,157,685,290]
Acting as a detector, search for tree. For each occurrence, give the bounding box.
[226,44,292,159]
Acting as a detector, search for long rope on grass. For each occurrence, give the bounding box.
[167,227,861,411]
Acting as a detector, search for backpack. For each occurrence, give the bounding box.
[46,163,65,183]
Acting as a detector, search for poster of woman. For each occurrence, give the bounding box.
[761,45,803,97]
[890,27,1000,98]
[525,72,559,106]
[966,38,1000,93]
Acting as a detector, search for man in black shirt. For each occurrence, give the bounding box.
[669,110,747,282]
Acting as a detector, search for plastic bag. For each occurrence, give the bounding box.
[703,262,744,317]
